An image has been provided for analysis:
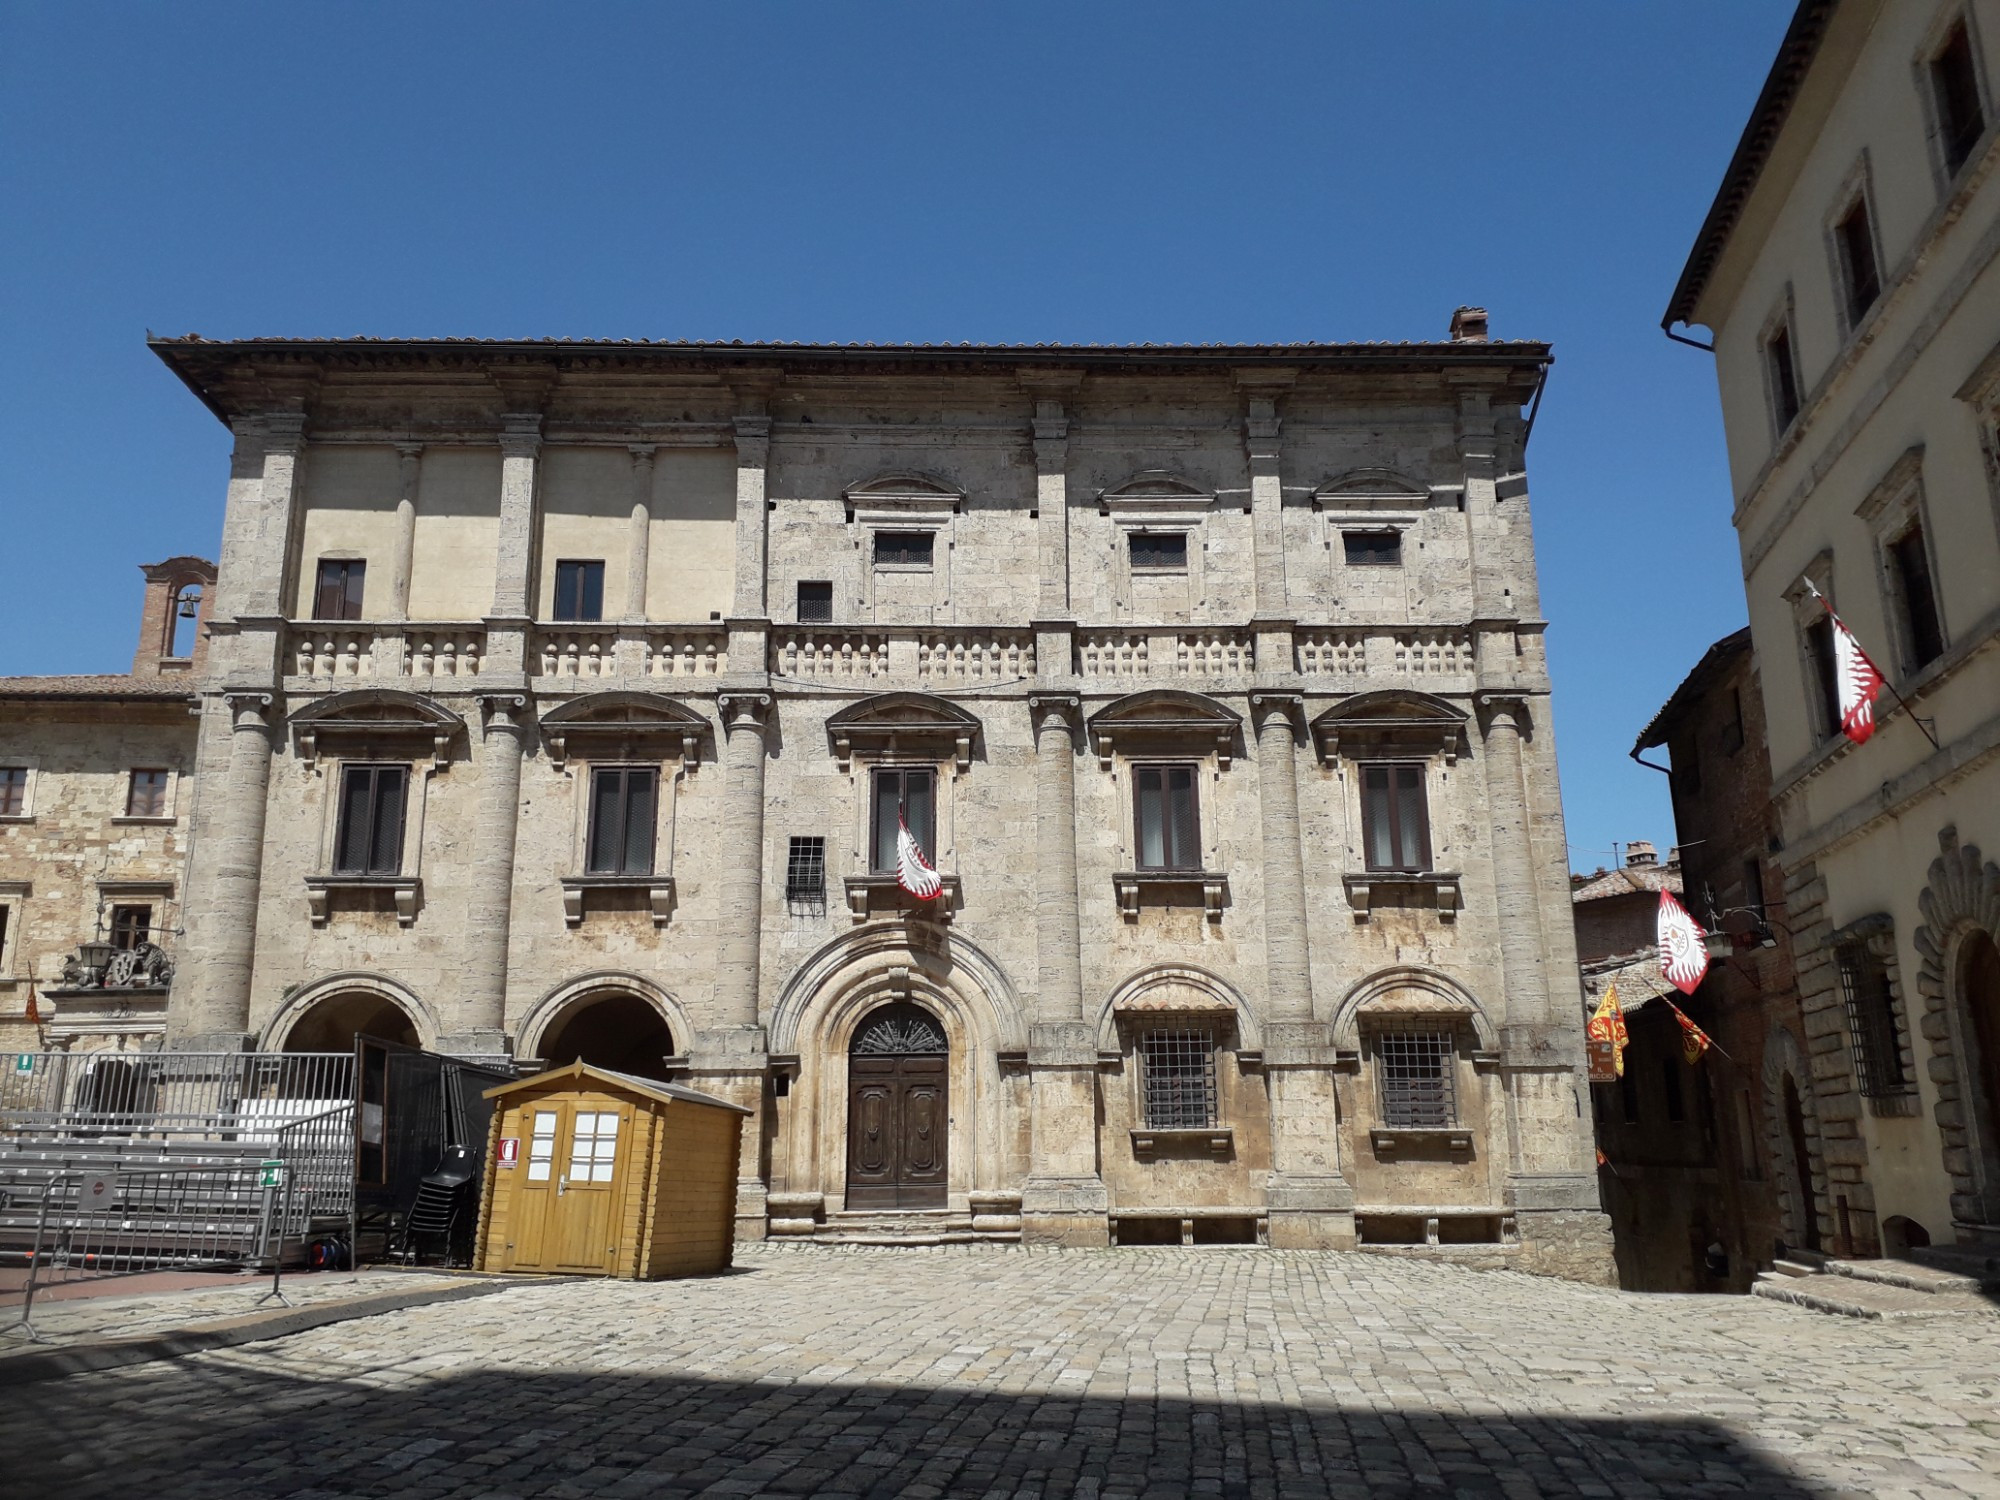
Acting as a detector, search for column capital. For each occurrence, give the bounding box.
[1474,691,1534,734]
[732,415,771,465]
[394,440,425,461]
[477,692,530,735]
[498,413,542,459]
[718,690,774,730]
[1248,691,1305,733]
[259,412,309,457]
[223,691,275,732]
[1027,692,1082,733]
[627,442,659,466]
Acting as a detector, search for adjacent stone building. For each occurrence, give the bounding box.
[0,557,214,1054]
[1666,0,2000,1258]
[148,319,1609,1274]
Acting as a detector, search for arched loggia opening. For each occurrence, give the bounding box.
[282,990,421,1052]
[539,992,677,1081]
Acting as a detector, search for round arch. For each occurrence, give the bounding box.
[514,973,694,1080]
[1092,963,1261,1052]
[1326,966,1497,1052]
[1760,1023,1828,1253]
[261,972,437,1053]
[1912,824,2000,1224]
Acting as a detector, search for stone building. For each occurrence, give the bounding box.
[0,557,214,1054]
[149,318,1609,1275]
[1666,0,2000,1258]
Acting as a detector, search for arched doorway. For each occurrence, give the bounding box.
[540,992,676,1082]
[283,990,421,1052]
[1782,1074,1821,1253]
[1960,930,2000,1180]
[846,1002,948,1210]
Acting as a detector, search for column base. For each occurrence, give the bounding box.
[1266,1173,1357,1249]
[435,1029,514,1067]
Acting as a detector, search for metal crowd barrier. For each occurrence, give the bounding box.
[0,1051,353,1141]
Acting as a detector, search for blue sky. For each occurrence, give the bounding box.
[0,2,1791,872]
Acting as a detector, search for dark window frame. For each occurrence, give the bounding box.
[796,580,834,623]
[1662,1060,1686,1124]
[1932,18,1988,175]
[1129,532,1189,572]
[1765,320,1803,433]
[109,903,153,951]
[1833,193,1883,328]
[126,768,171,819]
[1803,614,1842,740]
[332,763,410,878]
[870,766,937,874]
[313,559,367,622]
[1132,763,1202,873]
[1887,521,1946,671]
[0,766,30,818]
[1359,762,1432,874]
[584,765,658,877]
[553,559,607,623]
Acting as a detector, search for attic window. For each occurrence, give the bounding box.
[874,532,934,569]
[1343,531,1402,568]
[1130,533,1188,572]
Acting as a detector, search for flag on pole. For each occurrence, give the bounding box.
[1666,998,1715,1066]
[23,979,40,1029]
[896,819,943,900]
[1586,981,1629,1081]
[1804,580,1886,744]
[1657,889,1710,996]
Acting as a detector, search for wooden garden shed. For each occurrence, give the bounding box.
[475,1061,748,1279]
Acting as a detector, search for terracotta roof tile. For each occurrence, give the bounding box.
[0,674,197,701]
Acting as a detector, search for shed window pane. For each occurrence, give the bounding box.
[1836,199,1881,324]
[1343,531,1402,567]
[1890,524,1945,670]
[334,764,408,877]
[1361,764,1430,873]
[314,560,366,621]
[1134,764,1199,871]
[127,769,170,818]
[1934,22,1986,172]
[1766,325,1801,430]
[0,768,24,817]
[1130,533,1188,571]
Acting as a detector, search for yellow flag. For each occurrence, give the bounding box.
[1586,981,1629,1079]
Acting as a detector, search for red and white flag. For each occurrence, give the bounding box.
[1805,581,1886,744]
[1657,889,1710,997]
[897,819,943,901]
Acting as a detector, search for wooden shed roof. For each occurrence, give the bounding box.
[482,1059,751,1114]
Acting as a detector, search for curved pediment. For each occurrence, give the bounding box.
[844,472,964,516]
[289,688,464,765]
[826,691,981,770]
[1313,469,1431,512]
[1329,966,1496,1052]
[1087,690,1240,768]
[539,691,710,769]
[1312,689,1466,762]
[1099,470,1214,516]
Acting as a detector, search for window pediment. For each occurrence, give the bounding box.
[1312,690,1466,764]
[844,472,963,522]
[826,691,980,771]
[539,691,709,770]
[1088,690,1239,769]
[1100,471,1214,521]
[1313,469,1433,515]
[289,688,463,766]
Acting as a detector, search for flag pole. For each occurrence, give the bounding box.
[1800,578,1942,752]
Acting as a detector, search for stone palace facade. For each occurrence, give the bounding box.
[145,321,1610,1273]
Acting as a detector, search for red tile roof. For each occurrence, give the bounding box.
[0,674,197,701]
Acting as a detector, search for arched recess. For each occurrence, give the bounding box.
[514,973,694,1082]
[766,926,1025,1211]
[1092,963,1261,1052]
[1911,824,2000,1224]
[1327,967,1498,1052]
[262,971,438,1053]
[1761,1024,1828,1253]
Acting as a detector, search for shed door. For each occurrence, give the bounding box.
[505,1100,629,1274]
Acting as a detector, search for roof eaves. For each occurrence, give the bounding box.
[1633,627,1754,753]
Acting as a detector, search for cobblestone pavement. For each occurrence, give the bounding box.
[3,1245,1996,1499]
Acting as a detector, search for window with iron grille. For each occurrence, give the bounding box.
[786,835,827,915]
[313,559,366,621]
[1139,1028,1217,1129]
[1343,530,1402,567]
[874,531,934,568]
[1129,532,1187,571]
[1835,939,1911,1098]
[1375,1028,1456,1128]
[586,766,657,876]
[333,764,408,877]
[126,769,170,818]
[797,580,834,623]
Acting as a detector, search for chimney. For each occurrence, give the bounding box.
[133,557,218,678]
[1449,306,1489,343]
[1624,839,1658,868]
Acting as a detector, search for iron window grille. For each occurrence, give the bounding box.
[126,769,170,818]
[553,560,606,622]
[1834,941,1912,1099]
[1129,533,1188,571]
[874,531,935,568]
[1375,1027,1457,1129]
[1133,764,1200,871]
[870,767,935,873]
[797,580,834,623]
[1343,530,1403,567]
[1360,763,1431,873]
[0,767,23,817]
[313,559,366,621]
[585,766,657,876]
[1139,1028,1218,1130]
[332,763,408,877]
[786,835,827,915]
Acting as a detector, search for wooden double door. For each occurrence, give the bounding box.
[846,1005,949,1210]
[504,1097,630,1274]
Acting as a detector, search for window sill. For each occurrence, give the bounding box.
[844,872,959,923]
[1114,870,1228,922]
[561,874,674,928]
[1369,1127,1473,1159]
[872,563,934,575]
[111,816,178,826]
[1344,871,1460,921]
[306,875,421,927]
[0,816,34,825]
[1130,1127,1233,1161]
[1864,1091,1920,1119]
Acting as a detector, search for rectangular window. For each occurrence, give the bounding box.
[1835,941,1911,1098]
[0,767,27,818]
[553,560,606,622]
[110,903,153,950]
[873,531,934,568]
[1934,21,1986,173]
[313,559,366,622]
[870,767,935,873]
[1889,524,1946,670]
[1140,1028,1218,1129]
[1718,688,1745,756]
[526,1109,557,1182]
[0,903,9,969]
[567,1109,620,1184]
[333,764,408,877]
[1343,530,1403,567]
[1360,764,1431,873]
[796,580,834,623]
[1377,1029,1456,1128]
[1619,1068,1641,1125]
[1662,1060,1686,1124]
[126,769,170,818]
[1835,197,1882,326]
[1743,858,1767,920]
[1803,615,1842,739]
[1129,533,1188,571]
[585,766,657,876]
[785,835,827,912]
[1765,323,1802,432]
[1133,764,1201,872]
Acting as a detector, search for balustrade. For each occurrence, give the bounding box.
[407,628,485,678]
[916,631,1036,683]
[641,628,728,678]
[536,626,619,679]
[773,629,890,680]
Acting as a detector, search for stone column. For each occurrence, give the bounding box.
[1252,695,1311,1021]
[170,692,276,1048]
[625,444,656,620]
[389,443,422,619]
[731,416,771,618]
[1478,694,1548,1027]
[445,693,526,1060]
[1021,693,1107,1244]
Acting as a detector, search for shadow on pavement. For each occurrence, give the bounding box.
[3,1358,1830,1499]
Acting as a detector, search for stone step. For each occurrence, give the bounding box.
[1752,1270,2000,1320]
[1909,1242,2000,1287]
[1769,1257,1821,1278]
[1821,1256,1991,1296]
[809,1209,1014,1247]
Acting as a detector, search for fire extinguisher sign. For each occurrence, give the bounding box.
[497,1137,520,1168]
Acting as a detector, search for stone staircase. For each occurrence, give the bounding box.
[1752,1248,2000,1320]
[813,1210,983,1247]
[763,1191,1023,1247]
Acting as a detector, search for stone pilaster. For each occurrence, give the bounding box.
[1460,394,1514,623]
[732,416,771,618]
[169,691,274,1049]
[1241,382,1292,619]
[486,414,542,679]
[1033,401,1071,617]
[1477,694,1550,1029]
[444,693,525,1059]
[389,443,422,620]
